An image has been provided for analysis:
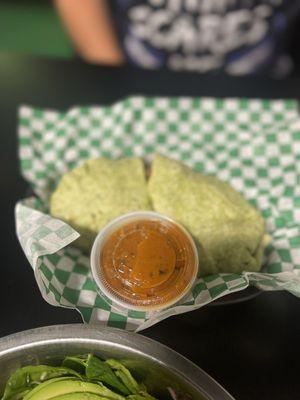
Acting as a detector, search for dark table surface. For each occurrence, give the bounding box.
[1,53,300,400]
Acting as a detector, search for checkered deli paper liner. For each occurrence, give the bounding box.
[15,96,300,331]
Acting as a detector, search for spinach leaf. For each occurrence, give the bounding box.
[105,360,140,395]
[85,355,130,396]
[62,355,89,374]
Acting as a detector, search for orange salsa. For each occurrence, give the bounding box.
[99,219,198,309]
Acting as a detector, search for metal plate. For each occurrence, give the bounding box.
[0,324,234,400]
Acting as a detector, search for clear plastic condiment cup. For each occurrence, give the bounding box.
[90,211,199,312]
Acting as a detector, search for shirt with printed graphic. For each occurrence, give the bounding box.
[113,0,300,75]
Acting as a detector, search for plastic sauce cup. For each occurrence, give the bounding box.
[91,211,199,312]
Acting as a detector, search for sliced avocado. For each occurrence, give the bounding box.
[24,379,125,400]
[23,378,78,400]
[50,394,107,400]
[1,366,80,400]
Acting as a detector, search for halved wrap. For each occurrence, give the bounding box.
[50,157,151,252]
[148,154,267,276]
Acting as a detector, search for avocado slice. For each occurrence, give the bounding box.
[1,366,80,400]
[50,394,107,399]
[24,379,125,400]
[23,378,78,400]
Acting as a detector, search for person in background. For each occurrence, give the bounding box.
[54,0,300,77]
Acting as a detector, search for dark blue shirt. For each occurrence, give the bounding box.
[114,0,300,75]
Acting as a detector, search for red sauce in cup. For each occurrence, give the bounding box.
[99,219,198,310]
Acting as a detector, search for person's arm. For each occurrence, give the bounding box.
[54,0,124,65]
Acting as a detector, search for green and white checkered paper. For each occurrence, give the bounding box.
[16,96,300,331]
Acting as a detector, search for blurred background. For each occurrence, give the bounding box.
[0,0,73,58]
[0,0,299,75]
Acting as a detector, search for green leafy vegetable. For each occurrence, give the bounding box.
[62,355,89,374]
[62,355,130,395]
[105,360,140,395]
[1,355,157,400]
[85,355,130,395]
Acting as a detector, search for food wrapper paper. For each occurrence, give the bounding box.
[15,96,300,331]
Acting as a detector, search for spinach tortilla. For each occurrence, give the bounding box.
[50,157,151,252]
[148,154,266,276]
